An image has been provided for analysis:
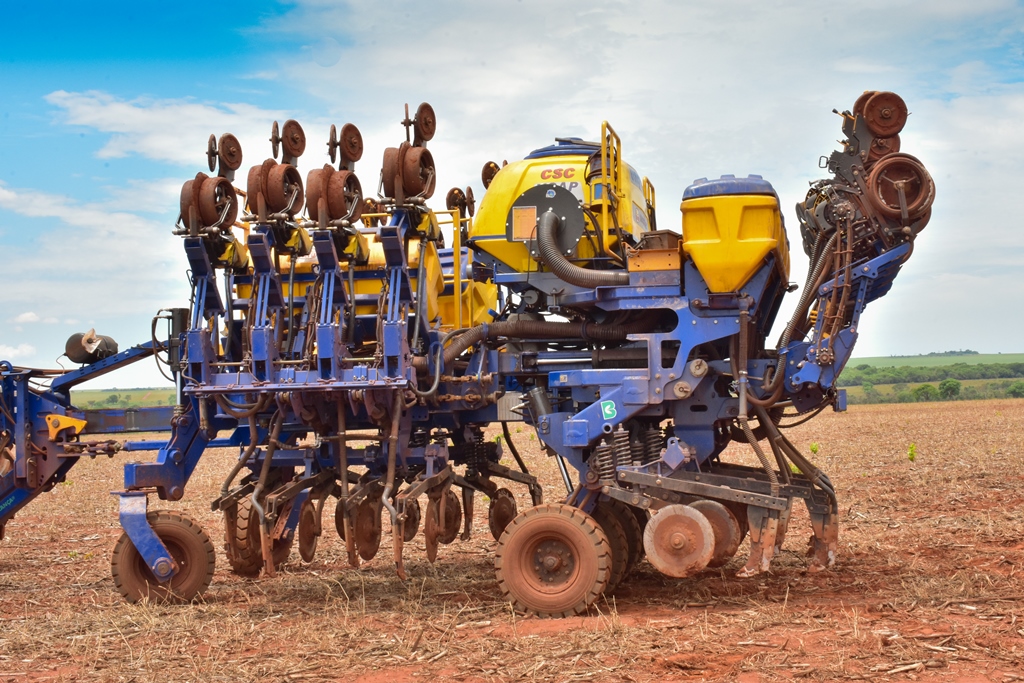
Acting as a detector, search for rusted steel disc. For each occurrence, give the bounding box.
[867,134,901,163]
[245,164,264,213]
[494,503,610,617]
[218,133,243,171]
[199,176,238,227]
[327,170,363,222]
[689,499,742,568]
[446,186,465,213]
[270,121,281,159]
[267,163,305,214]
[355,496,382,561]
[642,504,714,578]
[206,134,218,172]
[866,152,935,221]
[424,496,440,562]
[382,146,402,198]
[465,186,475,217]
[481,161,500,189]
[402,146,436,198]
[864,91,908,138]
[403,498,421,543]
[414,102,436,142]
[853,90,877,118]
[298,498,319,563]
[438,488,462,545]
[282,119,306,158]
[340,123,363,163]
[305,165,330,222]
[487,488,518,541]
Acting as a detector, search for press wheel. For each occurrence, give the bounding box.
[863,91,908,138]
[866,152,935,221]
[111,510,215,603]
[689,500,742,568]
[495,503,611,617]
[589,503,629,592]
[487,488,518,541]
[643,504,714,578]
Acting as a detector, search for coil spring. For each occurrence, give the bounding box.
[466,432,488,476]
[592,444,616,483]
[630,440,645,466]
[643,427,665,464]
[612,427,632,469]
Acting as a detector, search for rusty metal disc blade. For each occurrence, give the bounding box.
[414,102,436,142]
[333,496,347,540]
[446,186,465,212]
[488,488,518,541]
[465,186,475,217]
[355,497,382,561]
[179,179,197,224]
[298,498,319,563]
[866,153,934,220]
[199,176,238,227]
[340,123,363,163]
[642,504,714,578]
[270,120,281,159]
[282,119,306,158]
[689,499,742,568]
[481,161,500,189]
[403,498,421,543]
[438,488,462,545]
[864,91,908,138]
[206,134,218,172]
[218,133,243,171]
[266,163,305,215]
[245,164,265,213]
[424,496,440,563]
[327,170,362,222]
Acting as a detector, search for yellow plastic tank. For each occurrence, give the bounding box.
[680,175,789,293]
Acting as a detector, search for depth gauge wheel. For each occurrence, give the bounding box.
[495,504,611,617]
[589,503,629,592]
[111,510,215,604]
[225,496,294,576]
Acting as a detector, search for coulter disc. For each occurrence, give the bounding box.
[643,504,714,578]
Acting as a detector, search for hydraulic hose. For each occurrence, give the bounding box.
[537,210,629,288]
[219,414,260,497]
[736,307,780,498]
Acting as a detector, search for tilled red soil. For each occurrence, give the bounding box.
[2,400,1023,681]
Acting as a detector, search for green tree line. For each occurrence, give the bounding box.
[848,378,1024,405]
[838,362,1024,387]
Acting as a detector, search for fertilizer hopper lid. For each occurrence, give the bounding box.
[525,137,600,159]
[682,174,778,200]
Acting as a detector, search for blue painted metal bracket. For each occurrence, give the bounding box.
[115,491,175,582]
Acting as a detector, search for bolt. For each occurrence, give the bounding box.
[670,532,687,550]
[154,558,173,577]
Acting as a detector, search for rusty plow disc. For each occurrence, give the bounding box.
[298,498,320,563]
[689,499,742,568]
[355,496,383,562]
[643,504,714,578]
[487,488,518,541]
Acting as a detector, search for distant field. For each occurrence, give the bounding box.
[71,387,176,409]
[849,353,1024,367]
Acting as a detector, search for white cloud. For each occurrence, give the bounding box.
[14,311,39,323]
[45,90,292,167]
[0,344,37,360]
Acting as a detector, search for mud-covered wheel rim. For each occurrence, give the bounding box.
[495,503,610,617]
[643,504,714,578]
[111,510,215,604]
[487,488,518,542]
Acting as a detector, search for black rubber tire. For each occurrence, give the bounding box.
[604,498,644,574]
[111,510,215,604]
[495,504,611,617]
[589,504,629,592]
[225,497,293,576]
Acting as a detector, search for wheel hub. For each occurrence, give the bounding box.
[533,539,575,584]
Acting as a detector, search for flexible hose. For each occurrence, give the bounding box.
[737,308,780,497]
[220,415,260,496]
[537,210,629,287]
[501,421,530,475]
[380,391,402,526]
[215,393,270,419]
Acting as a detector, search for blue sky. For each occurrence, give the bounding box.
[1,1,1022,388]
